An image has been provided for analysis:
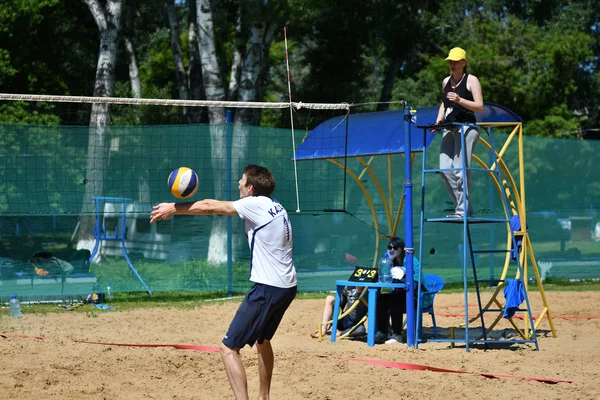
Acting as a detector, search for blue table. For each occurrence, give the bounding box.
[331,280,409,347]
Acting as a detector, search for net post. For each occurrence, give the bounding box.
[403,102,416,348]
[226,109,233,297]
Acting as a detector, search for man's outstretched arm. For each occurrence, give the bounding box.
[150,199,237,223]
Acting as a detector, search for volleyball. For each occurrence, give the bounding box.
[168,167,199,199]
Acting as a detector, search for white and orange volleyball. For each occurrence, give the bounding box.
[167,167,199,199]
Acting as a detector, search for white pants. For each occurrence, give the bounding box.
[439,126,479,216]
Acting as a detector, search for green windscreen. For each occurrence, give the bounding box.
[0,122,598,300]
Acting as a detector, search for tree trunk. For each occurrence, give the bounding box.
[231,20,273,202]
[124,37,141,98]
[227,3,244,102]
[187,0,205,123]
[197,0,227,264]
[377,56,403,112]
[78,0,123,259]
[234,22,274,126]
[122,0,150,211]
[166,0,190,122]
[196,0,226,122]
[254,22,276,109]
[123,0,141,99]
[234,21,275,125]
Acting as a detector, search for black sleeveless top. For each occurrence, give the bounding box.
[443,73,476,123]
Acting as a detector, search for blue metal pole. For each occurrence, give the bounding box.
[488,127,495,286]
[403,104,415,348]
[120,199,152,295]
[416,125,428,346]
[226,110,233,297]
[460,124,470,351]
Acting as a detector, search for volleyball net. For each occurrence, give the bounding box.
[0,93,379,298]
[0,93,354,216]
[0,93,599,301]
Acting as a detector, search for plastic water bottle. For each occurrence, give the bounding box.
[9,295,22,318]
[106,282,114,301]
[378,253,393,283]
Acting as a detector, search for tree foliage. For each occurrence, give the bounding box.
[390,2,598,138]
[0,0,597,137]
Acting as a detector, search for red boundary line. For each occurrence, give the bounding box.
[0,333,45,339]
[338,357,573,384]
[1,334,573,384]
[73,339,220,353]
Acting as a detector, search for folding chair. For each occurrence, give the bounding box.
[419,274,444,339]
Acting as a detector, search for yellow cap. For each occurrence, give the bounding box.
[445,47,467,61]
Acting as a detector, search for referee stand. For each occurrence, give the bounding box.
[416,121,539,351]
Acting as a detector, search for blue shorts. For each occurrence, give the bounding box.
[223,283,297,349]
[337,315,358,331]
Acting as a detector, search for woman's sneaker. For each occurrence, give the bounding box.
[374,331,388,344]
[385,334,403,344]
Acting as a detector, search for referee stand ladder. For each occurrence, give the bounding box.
[90,196,152,295]
[416,122,538,351]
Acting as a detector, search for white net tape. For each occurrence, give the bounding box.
[0,93,349,111]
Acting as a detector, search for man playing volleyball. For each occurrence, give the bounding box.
[150,164,297,400]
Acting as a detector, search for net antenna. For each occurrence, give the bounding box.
[284,27,301,213]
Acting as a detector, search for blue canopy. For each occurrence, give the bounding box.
[294,103,522,161]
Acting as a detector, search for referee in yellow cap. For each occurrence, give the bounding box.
[434,47,484,218]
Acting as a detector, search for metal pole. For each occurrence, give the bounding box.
[403,104,415,348]
[488,127,495,285]
[460,124,470,351]
[226,110,233,297]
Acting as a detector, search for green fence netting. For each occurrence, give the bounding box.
[0,122,598,300]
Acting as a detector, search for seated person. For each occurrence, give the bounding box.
[375,236,430,344]
[311,285,367,339]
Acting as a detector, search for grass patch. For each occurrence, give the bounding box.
[4,280,598,317]
[439,279,600,293]
[538,277,600,291]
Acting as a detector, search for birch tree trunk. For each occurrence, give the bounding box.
[196,0,225,122]
[122,3,147,203]
[78,0,123,259]
[227,3,244,102]
[197,0,227,264]
[123,0,140,99]
[166,0,190,122]
[233,21,275,125]
[124,37,141,98]
[229,19,277,258]
[231,20,275,195]
[187,0,204,123]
